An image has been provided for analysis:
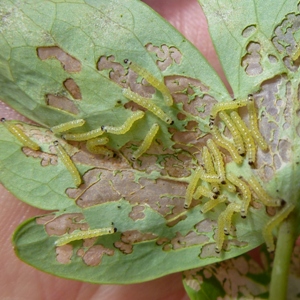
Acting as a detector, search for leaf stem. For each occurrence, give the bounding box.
[269,210,297,300]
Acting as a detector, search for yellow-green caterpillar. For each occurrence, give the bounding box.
[248,176,281,207]
[124,59,173,106]
[1,118,40,151]
[86,137,114,157]
[51,119,85,134]
[132,123,160,160]
[230,111,256,166]
[262,203,295,252]
[184,168,202,209]
[202,146,220,194]
[226,173,251,218]
[193,185,218,200]
[54,140,82,187]
[63,126,104,141]
[122,88,173,124]
[102,110,145,135]
[200,195,227,214]
[215,202,241,253]
[210,99,247,121]
[247,94,268,151]
[218,111,245,156]
[210,124,243,164]
[206,139,226,184]
[55,226,117,246]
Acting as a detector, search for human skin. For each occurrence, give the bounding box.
[0,1,223,299]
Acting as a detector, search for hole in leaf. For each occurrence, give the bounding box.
[241,42,263,76]
[242,25,257,38]
[78,245,115,266]
[146,43,182,71]
[37,46,81,72]
[63,78,82,100]
[46,94,79,115]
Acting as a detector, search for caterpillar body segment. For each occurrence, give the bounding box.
[53,140,82,187]
[210,99,248,121]
[51,119,85,134]
[1,118,40,150]
[247,94,268,151]
[132,123,159,160]
[248,176,281,207]
[124,60,173,106]
[214,211,226,254]
[122,88,173,124]
[63,127,104,141]
[226,173,251,218]
[55,226,117,246]
[215,202,241,253]
[102,110,145,135]
[202,146,220,194]
[201,195,227,213]
[87,145,114,157]
[292,44,300,61]
[193,185,218,200]
[206,139,226,184]
[210,124,243,164]
[223,202,241,235]
[262,203,295,252]
[218,111,245,156]
[230,111,256,166]
[223,181,236,193]
[184,168,202,209]
[86,137,114,157]
[198,166,223,183]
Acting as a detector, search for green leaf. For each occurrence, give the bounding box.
[1,0,300,288]
[0,122,91,210]
[183,243,300,299]
[198,0,300,213]
[198,0,298,96]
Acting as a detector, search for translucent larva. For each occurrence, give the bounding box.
[124,59,173,106]
[206,139,226,184]
[202,146,220,194]
[248,176,281,207]
[55,226,117,246]
[230,111,256,166]
[1,118,40,150]
[198,166,223,184]
[210,124,243,164]
[222,202,241,235]
[292,44,300,61]
[51,119,85,134]
[247,94,268,151]
[184,168,202,209]
[86,137,114,157]
[219,111,245,156]
[193,185,218,200]
[226,173,251,218]
[210,99,248,120]
[102,110,145,135]
[215,202,241,253]
[200,195,227,213]
[63,127,104,141]
[54,140,82,187]
[262,203,295,252]
[223,181,236,193]
[122,88,173,124]
[132,123,159,160]
[214,210,226,254]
